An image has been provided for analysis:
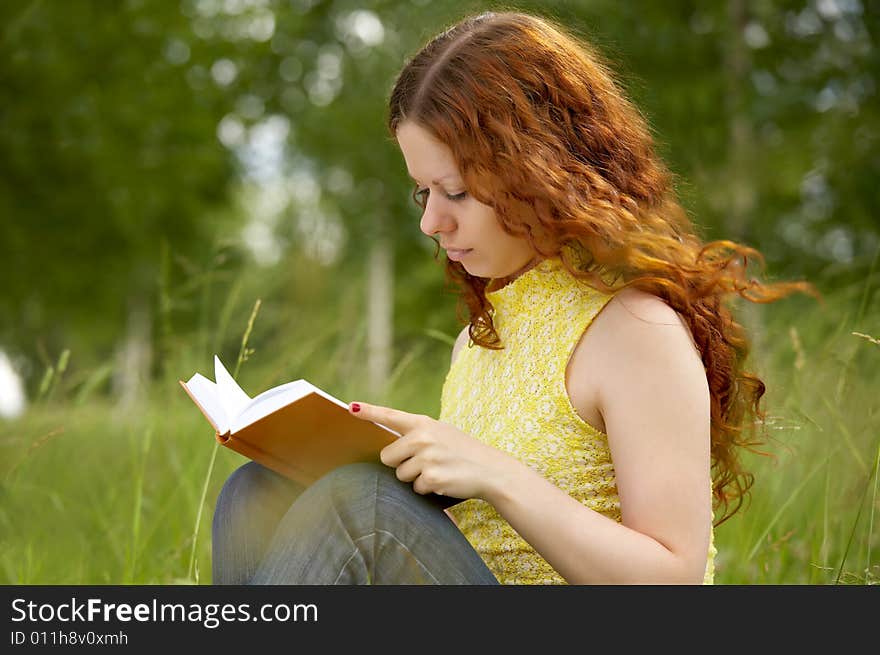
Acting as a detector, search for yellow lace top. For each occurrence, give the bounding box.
[440,257,716,584]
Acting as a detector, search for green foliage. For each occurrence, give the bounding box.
[3,0,877,391]
[0,0,243,387]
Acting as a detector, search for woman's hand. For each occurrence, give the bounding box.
[347,401,516,501]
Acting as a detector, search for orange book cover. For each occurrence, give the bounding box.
[180,357,400,486]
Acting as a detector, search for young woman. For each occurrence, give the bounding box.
[212,10,813,585]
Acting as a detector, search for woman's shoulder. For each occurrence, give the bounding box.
[598,287,699,352]
[572,287,703,396]
[568,286,708,436]
[606,287,681,325]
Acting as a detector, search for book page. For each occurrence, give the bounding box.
[231,379,401,438]
[183,373,229,433]
[232,379,315,433]
[214,356,252,419]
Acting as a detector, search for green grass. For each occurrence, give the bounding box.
[0,269,877,584]
[712,273,879,584]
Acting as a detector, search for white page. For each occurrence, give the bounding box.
[230,379,402,437]
[214,356,252,419]
[184,373,229,433]
[231,379,314,433]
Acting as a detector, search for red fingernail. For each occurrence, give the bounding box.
[351,403,361,413]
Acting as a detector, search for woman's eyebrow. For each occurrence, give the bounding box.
[408,172,459,185]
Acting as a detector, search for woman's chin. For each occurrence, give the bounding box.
[459,260,484,278]
[448,254,473,272]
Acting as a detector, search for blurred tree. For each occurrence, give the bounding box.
[0,0,245,395]
[554,0,879,285]
[1,0,876,404]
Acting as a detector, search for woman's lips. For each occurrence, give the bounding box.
[445,248,472,262]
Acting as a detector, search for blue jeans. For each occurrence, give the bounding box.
[211,461,500,585]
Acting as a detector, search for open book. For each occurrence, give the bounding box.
[180,356,401,485]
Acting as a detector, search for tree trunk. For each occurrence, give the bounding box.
[113,297,152,412]
[366,221,393,396]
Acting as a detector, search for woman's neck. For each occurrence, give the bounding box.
[485,257,543,293]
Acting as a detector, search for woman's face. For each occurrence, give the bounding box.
[395,121,536,280]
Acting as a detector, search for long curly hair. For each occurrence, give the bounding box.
[387,11,818,524]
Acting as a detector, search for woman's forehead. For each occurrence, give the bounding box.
[397,123,462,183]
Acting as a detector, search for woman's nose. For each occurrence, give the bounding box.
[419,196,454,237]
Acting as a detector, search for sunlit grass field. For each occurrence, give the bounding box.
[1,265,877,585]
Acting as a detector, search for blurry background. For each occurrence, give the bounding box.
[0,0,877,584]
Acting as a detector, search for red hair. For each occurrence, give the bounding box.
[387,11,819,524]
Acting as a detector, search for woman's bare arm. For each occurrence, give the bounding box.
[483,291,713,584]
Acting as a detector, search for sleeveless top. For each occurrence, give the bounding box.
[440,257,716,584]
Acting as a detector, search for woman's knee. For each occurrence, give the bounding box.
[305,461,423,518]
[215,461,300,518]
[311,461,445,521]
[218,461,271,499]
[309,461,393,502]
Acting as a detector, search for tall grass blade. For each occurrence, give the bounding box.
[126,425,153,583]
[835,461,876,584]
[834,253,878,403]
[854,243,879,326]
[747,449,836,561]
[212,277,243,356]
[383,343,426,402]
[233,299,261,379]
[864,435,880,583]
[36,366,54,402]
[187,299,262,584]
[45,349,70,403]
[821,396,867,475]
[423,328,456,347]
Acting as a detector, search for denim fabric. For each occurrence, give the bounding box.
[212,460,500,585]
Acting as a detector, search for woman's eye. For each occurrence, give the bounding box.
[412,187,429,209]
[410,186,467,209]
